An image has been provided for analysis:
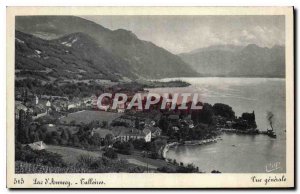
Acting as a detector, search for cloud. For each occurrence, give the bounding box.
[81,15,285,54]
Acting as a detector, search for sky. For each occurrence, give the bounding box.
[80,15,285,54]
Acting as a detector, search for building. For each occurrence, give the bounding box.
[117,108,125,113]
[46,100,51,113]
[26,141,47,150]
[51,99,68,112]
[112,126,152,142]
[32,101,47,119]
[68,104,76,110]
[148,126,162,138]
[68,101,80,110]
[35,95,39,105]
[16,101,28,111]
[142,128,152,142]
[168,114,180,122]
[116,103,126,113]
[98,105,109,111]
[179,118,194,129]
[15,101,28,119]
[91,128,115,141]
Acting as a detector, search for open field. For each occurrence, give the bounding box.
[118,152,171,169]
[59,110,123,125]
[46,145,103,164]
[46,145,170,170]
[124,158,156,169]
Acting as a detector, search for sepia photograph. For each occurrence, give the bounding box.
[6,6,294,188]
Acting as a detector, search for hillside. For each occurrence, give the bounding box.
[16,16,197,79]
[15,30,136,82]
[179,44,285,77]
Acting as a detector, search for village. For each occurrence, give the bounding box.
[15,87,203,173]
[15,84,260,173]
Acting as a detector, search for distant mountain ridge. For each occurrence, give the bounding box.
[179,44,285,77]
[16,16,197,80]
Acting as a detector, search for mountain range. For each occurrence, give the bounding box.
[179,44,285,77]
[15,16,285,80]
[15,16,197,81]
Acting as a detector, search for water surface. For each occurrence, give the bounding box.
[148,77,286,173]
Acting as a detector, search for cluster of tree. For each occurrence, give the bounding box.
[212,103,235,120]
[15,142,66,168]
[141,80,191,88]
[113,141,134,155]
[233,111,257,130]
[16,112,113,149]
[16,109,38,144]
[45,125,113,149]
[191,103,215,125]
[158,114,217,141]
[131,139,153,151]
[105,138,164,159]
[191,103,257,131]
[16,78,105,99]
[111,120,130,127]
[157,162,200,173]
[169,125,217,142]
[103,148,118,159]
[130,139,163,159]
[191,103,235,125]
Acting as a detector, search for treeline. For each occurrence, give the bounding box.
[157,162,200,173]
[157,102,257,141]
[113,139,165,159]
[140,80,191,88]
[16,78,104,99]
[191,103,235,125]
[191,102,256,130]
[16,110,111,149]
[15,142,66,168]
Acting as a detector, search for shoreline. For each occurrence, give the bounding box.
[161,137,219,159]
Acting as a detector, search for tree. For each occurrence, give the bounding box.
[17,109,30,144]
[131,139,146,150]
[212,103,235,119]
[198,103,214,125]
[101,121,108,128]
[104,134,114,146]
[90,133,101,146]
[103,148,118,159]
[158,116,169,132]
[70,120,76,126]
[33,131,40,142]
[71,135,81,147]
[60,129,70,145]
[114,141,134,155]
[135,118,139,129]
[61,129,69,141]
[241,111,257,128]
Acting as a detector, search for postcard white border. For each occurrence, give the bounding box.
[6,6,294,188]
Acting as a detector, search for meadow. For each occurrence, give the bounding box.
[59,110,123,125]
[46,145,103,164]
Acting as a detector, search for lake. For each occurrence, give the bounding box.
[148,77,286,173]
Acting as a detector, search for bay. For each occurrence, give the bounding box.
[148,77,286,173]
